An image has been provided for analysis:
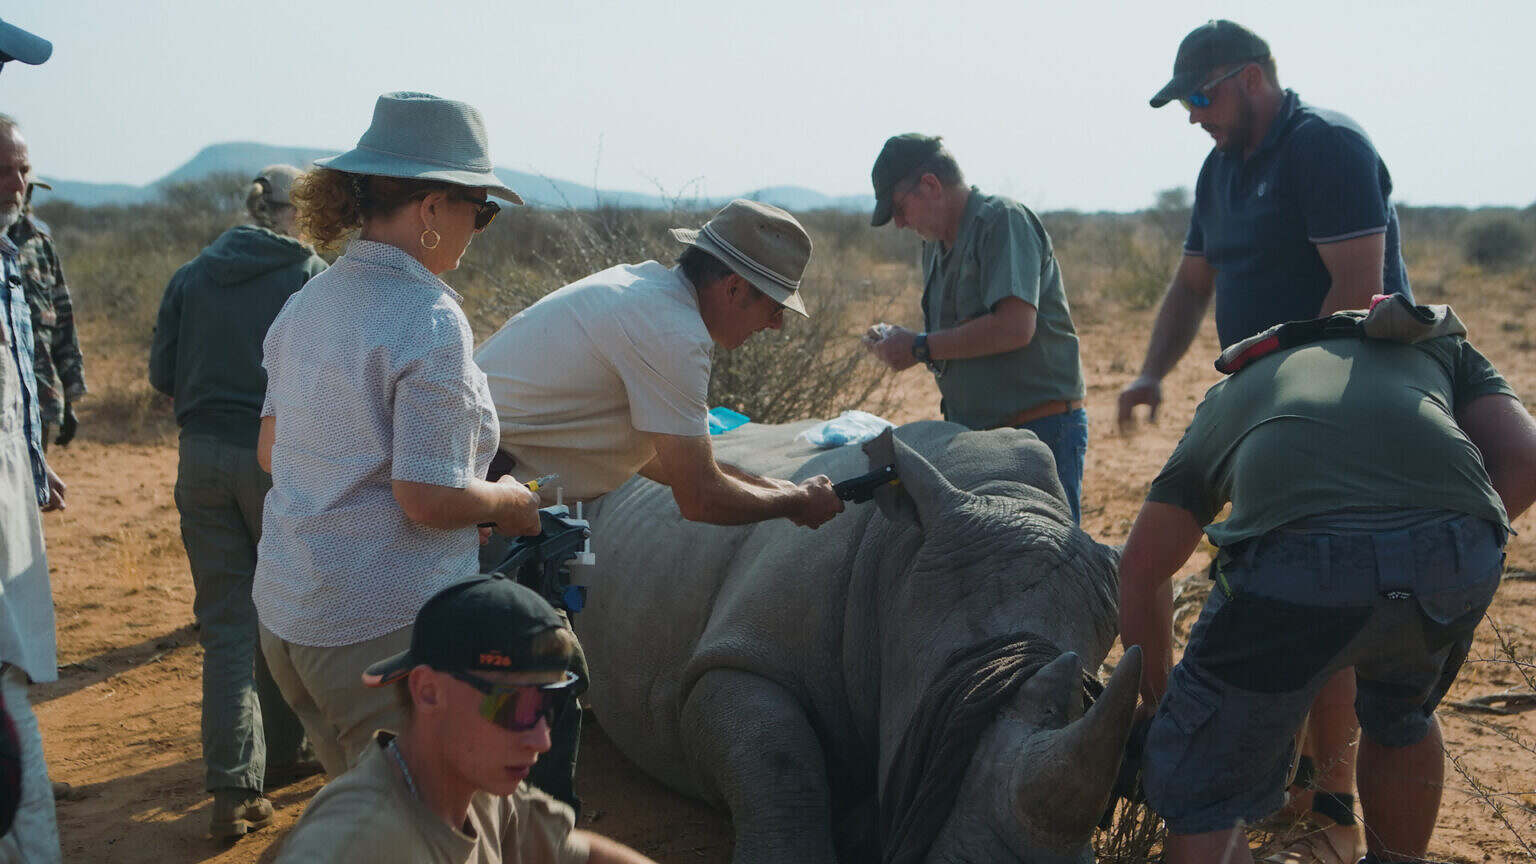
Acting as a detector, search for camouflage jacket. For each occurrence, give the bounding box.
[9,214,85,427]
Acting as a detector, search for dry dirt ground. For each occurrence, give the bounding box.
[37,291,1536,862]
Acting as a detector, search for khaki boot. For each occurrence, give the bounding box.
[210,789,274,840]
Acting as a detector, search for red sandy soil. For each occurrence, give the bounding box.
[37,297,1536,862]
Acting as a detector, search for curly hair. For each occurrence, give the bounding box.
[291,168,459,251]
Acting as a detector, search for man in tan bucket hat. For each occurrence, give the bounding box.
[475,200,843,811]
[476,198,843,527]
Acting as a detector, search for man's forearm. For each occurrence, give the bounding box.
[927,298,1036,360]
[1137,275,1211,381]
[677,471,801,525]
[1121,577,1174,705]
[1119,501,1205,705]
[718,461,792,492]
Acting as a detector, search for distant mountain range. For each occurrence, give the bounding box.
[34,141,877,213]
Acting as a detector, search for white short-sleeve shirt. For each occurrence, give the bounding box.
[475,261,713,501]
[255,240,498,647]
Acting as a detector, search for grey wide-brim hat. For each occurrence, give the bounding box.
[0,17,51,65]
[670,199,812,318]
[315,91,524,205]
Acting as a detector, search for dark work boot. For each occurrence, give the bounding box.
[210,788,274,839]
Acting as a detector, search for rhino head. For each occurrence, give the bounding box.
[922,649,1142,863]
[862,428,1137,863]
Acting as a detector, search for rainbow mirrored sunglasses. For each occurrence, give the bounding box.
[449,670,578,732]
[1178,63,1251,111]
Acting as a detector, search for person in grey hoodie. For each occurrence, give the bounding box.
[149,165,327,839]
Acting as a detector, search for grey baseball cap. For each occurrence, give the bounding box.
[1150,20,1270,109]
[0,17,51,66]
[870,133,944,227]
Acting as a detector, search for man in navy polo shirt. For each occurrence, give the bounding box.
[1116,19,1415,863]
[1119,18,1412,424]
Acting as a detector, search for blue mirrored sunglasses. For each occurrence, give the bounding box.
[1178,64,1251,111]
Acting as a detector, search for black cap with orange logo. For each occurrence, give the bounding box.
[362,575,569,687]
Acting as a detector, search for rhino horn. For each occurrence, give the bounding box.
[1011,650,1086,729]
[1012,646,1143,850]
[869,429,969,531]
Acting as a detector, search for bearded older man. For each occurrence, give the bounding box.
[0,16,66,862]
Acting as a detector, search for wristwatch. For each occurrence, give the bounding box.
[912,332,932,363]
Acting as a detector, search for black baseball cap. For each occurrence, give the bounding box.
[362,575,570,687]
[870,133,944,227]
[1149,19,1270,108]
[0,17,51,67]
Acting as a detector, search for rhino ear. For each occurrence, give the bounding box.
[867,428,969,531]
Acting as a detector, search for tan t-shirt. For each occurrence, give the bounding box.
[475,261,713,500]
[275,732,591,864]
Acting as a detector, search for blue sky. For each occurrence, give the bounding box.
[3,0,1530,211]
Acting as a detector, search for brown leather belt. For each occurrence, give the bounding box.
[995,399,1084,428]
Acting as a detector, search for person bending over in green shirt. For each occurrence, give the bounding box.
[276,575,655,864]
[1119,302,1536,864]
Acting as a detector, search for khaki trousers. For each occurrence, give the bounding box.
[258,625,411,777]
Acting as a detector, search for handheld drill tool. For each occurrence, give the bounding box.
[832,463,900,502]
[488,504,596,614]
[832,427,902,502]
[482,474,597,614]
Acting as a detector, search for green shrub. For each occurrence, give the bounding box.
[42,186,908,430]
[1462,214,1533,271]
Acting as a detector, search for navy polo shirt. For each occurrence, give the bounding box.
[1186,90,1411,348]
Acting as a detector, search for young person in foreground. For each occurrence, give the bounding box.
[1118,299,1536,864]
[275,574,655,863]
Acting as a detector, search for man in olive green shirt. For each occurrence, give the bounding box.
[1120,313,1535,863]
[865,134,1088,522]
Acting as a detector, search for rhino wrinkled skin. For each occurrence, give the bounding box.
[579,420,1137,864]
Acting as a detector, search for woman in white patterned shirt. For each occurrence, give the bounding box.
[252,93,541,798]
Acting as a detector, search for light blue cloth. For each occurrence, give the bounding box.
[796,410,892,448]
[708,406,750,435]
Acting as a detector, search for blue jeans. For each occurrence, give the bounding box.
[1016,408,1088,523]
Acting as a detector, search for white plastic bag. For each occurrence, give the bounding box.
[795,410,894,449]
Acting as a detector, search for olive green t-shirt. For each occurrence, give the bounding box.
[1148,335,1515,548]
[275,732,590,864]
[921,189,1085,429]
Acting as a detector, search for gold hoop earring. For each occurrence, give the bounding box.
[420,228,441,250]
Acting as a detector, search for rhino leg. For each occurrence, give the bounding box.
[681,669,839,864]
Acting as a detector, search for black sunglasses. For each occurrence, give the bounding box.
[449,670,577,732]
[452,194,500,231]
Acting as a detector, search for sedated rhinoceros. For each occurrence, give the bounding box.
[577,419,1139,864]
